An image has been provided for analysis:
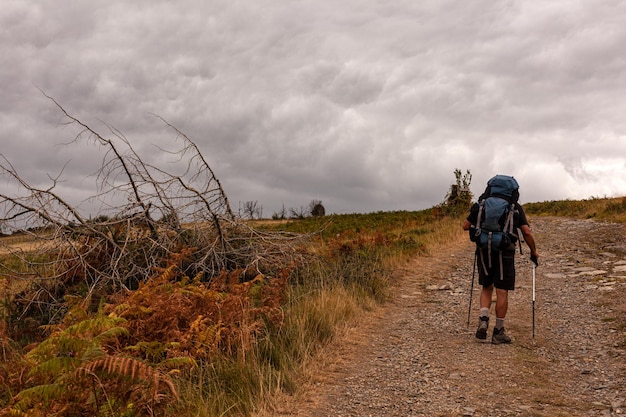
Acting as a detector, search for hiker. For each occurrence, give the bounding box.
[462,175,539,344]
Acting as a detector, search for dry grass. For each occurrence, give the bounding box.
[524,196,626,223]
[0,235,42,254]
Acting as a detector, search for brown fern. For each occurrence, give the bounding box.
[78,356,178,400]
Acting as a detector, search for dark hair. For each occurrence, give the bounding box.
[478,186,491,201]
[511,189,520,203]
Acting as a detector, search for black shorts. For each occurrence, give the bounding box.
[477,249,516,290]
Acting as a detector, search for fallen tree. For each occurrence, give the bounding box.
[0,94,307,328]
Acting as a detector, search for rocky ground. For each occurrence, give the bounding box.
[267,217,626,417]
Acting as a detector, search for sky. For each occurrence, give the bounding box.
[2,0,626,218]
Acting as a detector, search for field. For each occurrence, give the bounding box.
[524,195,626,223]
[1,196,625,416]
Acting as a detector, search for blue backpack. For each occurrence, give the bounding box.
[472,175,520,275]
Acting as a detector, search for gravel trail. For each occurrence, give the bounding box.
[269,217,626,417]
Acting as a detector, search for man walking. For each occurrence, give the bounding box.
[462,175,539,344]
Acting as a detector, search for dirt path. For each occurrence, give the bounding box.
[269,217,626,416]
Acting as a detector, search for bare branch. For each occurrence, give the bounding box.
[150,113,235,220]
[1,94,310,329]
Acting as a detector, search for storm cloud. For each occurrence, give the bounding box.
[2,0,625,216]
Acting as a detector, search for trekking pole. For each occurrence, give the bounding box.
[531,255,538,338]
[466,251,477,328]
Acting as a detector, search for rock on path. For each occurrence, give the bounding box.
[265,217,626,417]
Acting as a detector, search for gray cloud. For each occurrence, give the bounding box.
[1,0,625,217]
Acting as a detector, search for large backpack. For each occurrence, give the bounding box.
[472,175,520,278]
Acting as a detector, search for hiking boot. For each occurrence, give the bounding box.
[491,327,512,344]
[475,316,489,340]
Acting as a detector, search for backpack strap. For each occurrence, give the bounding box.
[503,203,515,235]
[476,199,494,268]
[476,200,485,231]
[498,203,515,280]
[479,248,489,276]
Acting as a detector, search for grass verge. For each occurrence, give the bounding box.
[0,210,467,416]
